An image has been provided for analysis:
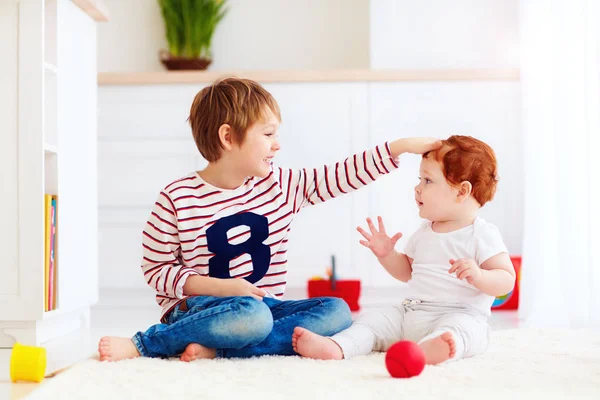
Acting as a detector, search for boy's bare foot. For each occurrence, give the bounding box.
[98,337,141,362]
[292,327,343,360]
[180,343,216,362]
[419,332,456,365]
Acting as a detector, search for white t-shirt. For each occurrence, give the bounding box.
[404,217,509,316]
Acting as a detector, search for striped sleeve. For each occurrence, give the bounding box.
[280,142,399,212]
[140,190,200,298]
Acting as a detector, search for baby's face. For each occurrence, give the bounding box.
[414,157,461,221]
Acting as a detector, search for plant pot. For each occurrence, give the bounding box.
[159,50,212,71]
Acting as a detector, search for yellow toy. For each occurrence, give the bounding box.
[10,342,47,383]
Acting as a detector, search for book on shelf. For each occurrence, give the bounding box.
[44,195,51,311]
[44,194,58,311]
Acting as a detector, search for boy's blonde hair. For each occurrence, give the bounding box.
[424,135,499,206]
[188,77,281,162]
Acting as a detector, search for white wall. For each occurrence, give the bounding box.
[97,0,370,72]
[370,0,520,68]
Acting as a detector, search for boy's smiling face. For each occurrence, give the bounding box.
[235,107,281,178]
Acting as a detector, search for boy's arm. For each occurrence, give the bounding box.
[141,190,266,300]
[282,137,441,211]
[377,251,413,283]
[182,274,266,300]
[388,137,443,158]
[142,190,200,298]
[141,190,205,299]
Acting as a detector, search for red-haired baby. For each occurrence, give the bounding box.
[292,135,516,365]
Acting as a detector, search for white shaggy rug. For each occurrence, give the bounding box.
[27,329,600,400]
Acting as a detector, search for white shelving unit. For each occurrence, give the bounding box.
[0,0,108,347]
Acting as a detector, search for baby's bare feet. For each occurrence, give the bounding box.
[98,337,141,362]
[419,332,456,365]
[180,343,216,362]
[292,327,343,360]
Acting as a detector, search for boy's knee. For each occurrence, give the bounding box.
[320,297,353,330]
[322,297,351,312]
[228,297,273,342]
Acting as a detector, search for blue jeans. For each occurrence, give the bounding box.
[131,296,352,358]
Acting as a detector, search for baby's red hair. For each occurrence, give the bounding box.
[424,135,498,206]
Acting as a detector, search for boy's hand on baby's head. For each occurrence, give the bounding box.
[357,216,403,259]
[217,278,267,301]
[448,258,482,285]
[391,137,443,156]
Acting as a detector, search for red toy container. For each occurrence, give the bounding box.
[491,255,521,310]
[307,279,361,311]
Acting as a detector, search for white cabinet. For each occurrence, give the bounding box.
[0,0,107,347]
[0,0,21,304]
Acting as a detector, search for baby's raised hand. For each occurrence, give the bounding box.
[448,258,482,285]
[357,216,403,259]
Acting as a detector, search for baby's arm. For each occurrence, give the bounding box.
[474,253,516,297]
[448,221,515,296]
[448,254,515,297]
[472,222,515,296]
[377,251,413,282]
[357,216,413,282]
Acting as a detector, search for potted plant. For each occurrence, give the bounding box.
[158,0,228,70]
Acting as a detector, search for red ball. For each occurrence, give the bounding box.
[385,340,426,378]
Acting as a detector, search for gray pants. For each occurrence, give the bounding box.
[331,299,491,362]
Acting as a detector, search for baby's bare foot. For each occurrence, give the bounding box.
[98,337,141,362]
[292,327,343,360]
[419,332,456,365]
[180,343,216,362]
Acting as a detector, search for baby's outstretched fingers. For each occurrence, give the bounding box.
[377,216,386,234]
[390,232,403,245]
[366,217,378,233]
[357,226,372,240]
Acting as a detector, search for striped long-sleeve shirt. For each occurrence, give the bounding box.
[141,143,399,321]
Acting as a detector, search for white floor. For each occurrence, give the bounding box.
[0,290,521,399]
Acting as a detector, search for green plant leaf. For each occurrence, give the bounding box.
[159,0,228,59]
